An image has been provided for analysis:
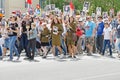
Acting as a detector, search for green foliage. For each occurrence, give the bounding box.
[45,0,120,15]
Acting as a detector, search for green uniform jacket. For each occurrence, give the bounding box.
[51,23,63,46]
[66,22,76,45]
[41,27,50,43]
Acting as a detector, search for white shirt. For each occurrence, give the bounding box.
[103,27,111,40]
[46,24,51,31]
[62,23,67,36]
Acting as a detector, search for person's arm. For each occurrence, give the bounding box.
[11,27,18,33]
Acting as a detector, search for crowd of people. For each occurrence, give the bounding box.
[0,10,120,61]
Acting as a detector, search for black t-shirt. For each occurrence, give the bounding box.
[8,22,18,36]
[21,21,27,32]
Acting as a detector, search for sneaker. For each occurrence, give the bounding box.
[30,58,34,60]
[7,58,13,61]
[87,53,92,56]
[24,57,30,60]
[16,55,20,60]
[68,55,72,58]
[118,54,120,58]
[42,56,47,59]
[54,56,59,60]
[72,56,76,58]
[59,54,64,59]
[108,55,115,58]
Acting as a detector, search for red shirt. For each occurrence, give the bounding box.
[76,28,83,37]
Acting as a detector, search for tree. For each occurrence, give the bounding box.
[46,0,120,15]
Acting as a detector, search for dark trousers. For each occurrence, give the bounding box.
[27,38,36,59]
[96,35,103,53]
[18,33,28,55]
[102,40,112,56]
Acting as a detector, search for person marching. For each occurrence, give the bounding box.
[102,22,113,57]
[84,16,96,56]
[40,22,50,59]
[51,17,63,58]
[76,18,85,55]
[27,23,37,60]
[8,16,20,61]
[66,16,77,58]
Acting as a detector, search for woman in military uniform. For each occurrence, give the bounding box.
[40,22,50,58]
[51,17,63,57]
[66,16,77,58]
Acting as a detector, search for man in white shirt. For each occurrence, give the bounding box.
[102,22,113,57]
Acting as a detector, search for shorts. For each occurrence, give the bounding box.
[85,37,94,46]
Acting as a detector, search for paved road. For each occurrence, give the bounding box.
[0,54,120,80]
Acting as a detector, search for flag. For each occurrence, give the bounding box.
[69,1,74,10]
[27,0,32,4]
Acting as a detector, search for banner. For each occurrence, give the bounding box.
[63,5,70,16]
[103,12,108,19]
[83,2,90,12]
[109,8,114,18]
[96,7,101,16]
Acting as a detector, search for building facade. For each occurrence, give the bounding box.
[0,0,40,18]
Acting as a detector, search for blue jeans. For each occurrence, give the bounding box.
[61,38,67,55]
[19,33,28,55]
[102,40,112,56]
[96,35,103,53]
[4,38,10,49]
[9,36,19,59]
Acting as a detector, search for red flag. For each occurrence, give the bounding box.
[70,1,74,10]
[27,0,32,4]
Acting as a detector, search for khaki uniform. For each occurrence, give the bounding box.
[51,23,63,46]
[41,27,50,43]
[66,22,76,45]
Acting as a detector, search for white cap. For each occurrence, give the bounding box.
[79,18,83,21]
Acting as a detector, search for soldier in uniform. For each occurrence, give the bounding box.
[40,22,50,58]
[51,17,63,58]
[66,16,77,58]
